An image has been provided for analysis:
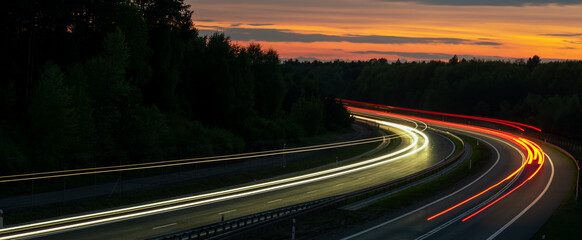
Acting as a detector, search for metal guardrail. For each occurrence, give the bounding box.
[150,132,467,240]
[148,197,335,240]
[225,146,467,239]
[536,138,580,202]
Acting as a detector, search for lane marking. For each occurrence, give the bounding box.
[487,153,555,240]
[152,223,176,230]
[358,177,366,181]
[218,209,237,215]
[0,116,428,240]
[341,136,505,240]
[306,190,318,194]
[268,199,283,204]
[336,183,345,187]
[415,136,526,239]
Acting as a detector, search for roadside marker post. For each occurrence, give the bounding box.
[291,218,296,240]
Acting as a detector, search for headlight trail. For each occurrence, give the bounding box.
[340,99,541,132]
[0,135,390,183]
[0,118,430,239]
[342,100,546,225]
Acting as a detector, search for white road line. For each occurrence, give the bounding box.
[268,199,283,204]
[336,183,345,187]
[415,135,526,240]
[306,190,318,194]
[152,223,176,230]
[358,177,366,180]
[341,136,505,240]
[218,209,237,215]
[487,153,555,240]
[0,117,427,240]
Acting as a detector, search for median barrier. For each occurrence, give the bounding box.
[150,132,467,240]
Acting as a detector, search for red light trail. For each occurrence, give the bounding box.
[342,99,545,223]
[461,138,545,222]
[340,99,541,132]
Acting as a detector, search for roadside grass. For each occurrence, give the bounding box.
[236,135,492,240]
[532,147,581,240]
[4,129,397,226]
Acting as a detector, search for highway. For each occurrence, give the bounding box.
[326,104,574,240]
[0,114,458,239]
[3,100,573,240]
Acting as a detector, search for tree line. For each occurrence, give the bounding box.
[0,0,352,174]
[282,56,582,140]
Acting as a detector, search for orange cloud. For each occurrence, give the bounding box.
[188,0,582,60]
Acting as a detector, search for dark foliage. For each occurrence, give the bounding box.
[0,0,352,174]
[282,57,582,140]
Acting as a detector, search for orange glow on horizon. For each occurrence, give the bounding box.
[191,1,582,61]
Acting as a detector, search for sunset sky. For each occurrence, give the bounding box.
[188,0,582,61]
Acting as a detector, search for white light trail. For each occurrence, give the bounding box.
[0,117,429,239]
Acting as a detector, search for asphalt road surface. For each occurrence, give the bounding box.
[327,108,574,240]
[17,118,456,239]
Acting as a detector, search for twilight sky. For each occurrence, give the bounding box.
[187,0,582,61]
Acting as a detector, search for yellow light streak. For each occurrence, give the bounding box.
[0,136,392,183]
[0,117,429,239]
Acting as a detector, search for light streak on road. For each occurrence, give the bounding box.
[486,153,554,240]
[426,138,544,221]
[461,138,545,222]
[341,136,507,240]
[0,135,390,183]
[349,107,521,145]
[344,100,548,230]
[340,99,541,132]
[0,118,430,239]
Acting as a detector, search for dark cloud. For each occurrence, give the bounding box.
[350,51,504,60]
[471,41,502,46]
[231,23,274,27]
[350,51,452,59]
[195,19,216,22]
[196,25,225,31]
[541,33,582,37]
[376,0,581,6]
[248,23,274,26]
[198,27,501,46]
[564,40,582,44]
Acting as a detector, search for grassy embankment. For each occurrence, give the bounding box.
[532,146,581,240]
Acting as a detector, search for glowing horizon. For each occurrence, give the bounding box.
[188,0,582,61]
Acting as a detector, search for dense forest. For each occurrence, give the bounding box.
[283,56,582,140]
[2,1,581,176]
[0,0,352,174]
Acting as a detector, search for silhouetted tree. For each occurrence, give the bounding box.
[527,55,541,71]
[449,55,459,65]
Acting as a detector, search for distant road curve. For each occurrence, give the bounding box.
[329,102,574,240]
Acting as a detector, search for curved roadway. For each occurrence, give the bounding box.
[1,117,457,239]
[328,107,574,240]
